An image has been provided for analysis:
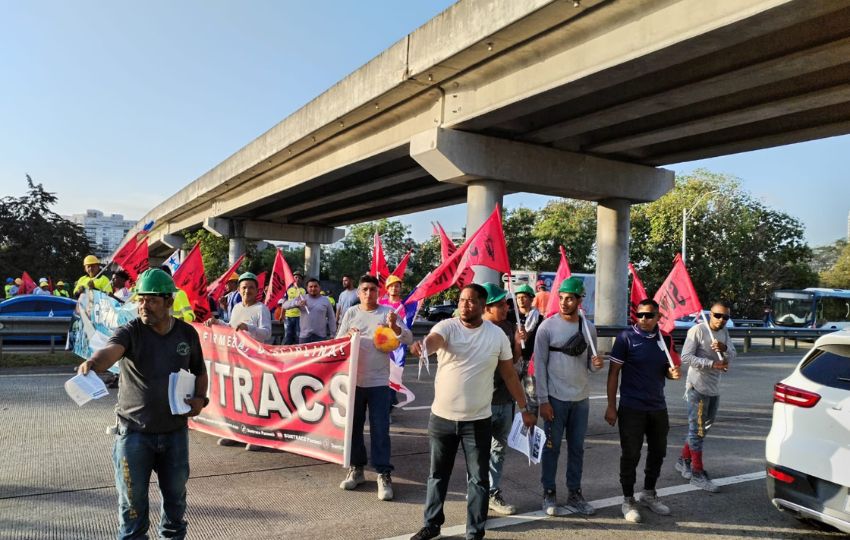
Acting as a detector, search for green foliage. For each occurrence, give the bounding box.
[820,241,850,288]
[0,175,92,282]
[322,219,412,282]
[533,200,597,272]
[812,239,847,274]
[183,229,230,280]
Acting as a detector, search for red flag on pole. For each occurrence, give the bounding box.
[628,263,649,324]
[653,253,703,333]
[255,272,267,302]
[406,206,510,305]
[111,235,139,268]
[172,243,210,321]
[391,250,412,279]
[264,249,296,310]
[206,254,245,303]
[433,222,473,286]
[545,246,572,318]
[121,238,150,282]
[371,232,392,292]
[20,271,37,295]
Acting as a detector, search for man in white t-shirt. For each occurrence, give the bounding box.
[409,284,536,540]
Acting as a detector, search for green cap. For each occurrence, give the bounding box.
[482,282,507,305]
[238,272,258,284]
[558,276,584,295]
[135,268,178,295]
[514,284,535,297]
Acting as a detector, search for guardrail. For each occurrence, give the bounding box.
[0,316,73,364]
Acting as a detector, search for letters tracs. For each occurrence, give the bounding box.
[189,324,359,466]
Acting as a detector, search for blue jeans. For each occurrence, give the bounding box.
[489,402,513,495]
[284,317,300,345]
[350,385,393,473]
[686,388,719,453]
[424,414,492,539]
[541,397,589,492]
[113,424,190,539]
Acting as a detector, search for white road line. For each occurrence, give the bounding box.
[380,470,766,540]
[403,396,613,410]
[0,372,73,378]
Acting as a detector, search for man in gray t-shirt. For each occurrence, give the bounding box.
[77,268,208,539]
[336,274,359,323]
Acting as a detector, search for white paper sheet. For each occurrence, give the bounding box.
[64,371,109,406]
[168,369,197,415]
[507,412,546,465]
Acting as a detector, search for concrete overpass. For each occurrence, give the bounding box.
[135,0,850,326]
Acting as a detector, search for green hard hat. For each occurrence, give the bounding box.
[558,276,584,295]
[482,282,507,305]
[514,284,535,297]
[238,272,258,284]
[135,268,178,295]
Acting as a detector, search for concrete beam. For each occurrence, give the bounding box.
[204,217,343,244]
[410,128,674,203]
[158,233,185,250]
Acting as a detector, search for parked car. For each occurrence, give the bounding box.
[0,294,76,342]
[765,329,850,534]
[424,303,457,322]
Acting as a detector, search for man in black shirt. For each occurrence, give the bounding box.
[78,268,208,540]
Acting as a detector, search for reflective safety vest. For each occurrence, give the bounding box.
[53,289,70,298]
[74,275,112,296]
[285,286,306,318]
[4,284,11,297]
[172,289,195,322]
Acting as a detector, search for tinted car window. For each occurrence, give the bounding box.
[800,345,850,391]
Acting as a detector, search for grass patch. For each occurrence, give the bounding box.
[0,351,81,368]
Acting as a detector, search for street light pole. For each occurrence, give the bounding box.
[681,190,719,265]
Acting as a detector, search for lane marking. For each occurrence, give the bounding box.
[380,471,766,540]
[402,396,614,411]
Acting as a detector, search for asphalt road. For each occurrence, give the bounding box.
[1,341,845,539]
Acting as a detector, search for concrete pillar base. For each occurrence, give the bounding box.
[304,242,320,279]
[595,198,630,331]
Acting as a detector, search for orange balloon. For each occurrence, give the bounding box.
[373,326,400,353]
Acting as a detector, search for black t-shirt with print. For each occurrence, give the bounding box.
[109,318,205,433]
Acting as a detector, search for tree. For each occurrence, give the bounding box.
[811,239,848,274]
[0,175,92,282]
[503,207,540,270]
[183,229,230,281]
[533,200,597,272]
[820,242,850,288]
[322,219,412,281]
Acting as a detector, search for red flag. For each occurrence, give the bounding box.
[264,249,296,309]
[434,222,473,286]
[628,263,649,324]
[255,272,267,302]
[111,235,138,268]
[407,206,510,305]
[545,246,572,318]
[371,232,392,291]
[122,238,149,282]
[391,250,412,279]
[206,254,245,303]
[653,253,703,333]
[20,271,37,294]
[172,243,210,321]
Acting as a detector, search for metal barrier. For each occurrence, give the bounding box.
[0,316,73,365]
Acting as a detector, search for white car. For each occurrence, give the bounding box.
[765,329,850,533]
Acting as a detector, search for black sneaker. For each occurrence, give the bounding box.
[410,525,441,540]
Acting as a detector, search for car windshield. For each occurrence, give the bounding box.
[772,294,813,327]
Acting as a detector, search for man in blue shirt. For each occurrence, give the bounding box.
[606,298,680,524]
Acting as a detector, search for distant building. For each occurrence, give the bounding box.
[67,209,136,258]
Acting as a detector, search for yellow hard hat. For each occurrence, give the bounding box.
[83,255,101,266]
[385,275,402,287]
[56,281,65,286]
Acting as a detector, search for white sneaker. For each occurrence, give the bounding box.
[636,489,671,515]
[488,491,516,515]
[622,497,643,523]
[340,466,365,490]
[377,473,394,501]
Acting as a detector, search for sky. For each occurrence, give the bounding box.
[2,1,849,249]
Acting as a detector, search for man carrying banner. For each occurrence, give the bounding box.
[606,299,681,523]
[111,270,132,302]
[283,277,336,344]
[535,277,603,516]
[481,282,526,516]
[282,270,306,344]
[337,274,413,501]
[676,300,736,493]
[336,274,358,322]
[73,255,112,297]
[76,268,208,540]
[220,274,239,322]
[409,284,536,540]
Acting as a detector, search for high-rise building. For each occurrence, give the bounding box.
[67,209,136,258]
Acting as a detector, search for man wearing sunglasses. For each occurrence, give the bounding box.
[676,301,737,493]
[606,299,680,523]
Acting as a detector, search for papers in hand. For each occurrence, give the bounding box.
[507,412,546,465]
[168,369,197,415]
[65,371,109,406]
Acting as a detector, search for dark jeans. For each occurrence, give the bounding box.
[113,424,190,539]
[350,385,393,473]
[299,332,327,344]
[686,388,719,453]
[424,414,492,539]
[541,397,589,492]
[284,317,300,345]
[617,406,669,498]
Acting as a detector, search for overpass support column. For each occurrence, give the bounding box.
[466,180,504,285]
[595,199,630,330]
[229,221,245,267]
[304,242,321,279]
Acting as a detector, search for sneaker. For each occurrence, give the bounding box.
[377,472,394,501]
[488,491,516,515]
[621,496,643,523]
[565,488,596,516]
[542,489,558,516]
[636,489,671,515]
[410,525,441,540]
[339,466,365,490]
[690,470,720,492]
[216,438,242,447]
[674,457,692,480]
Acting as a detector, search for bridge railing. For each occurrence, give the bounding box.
[0,316,73,365]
